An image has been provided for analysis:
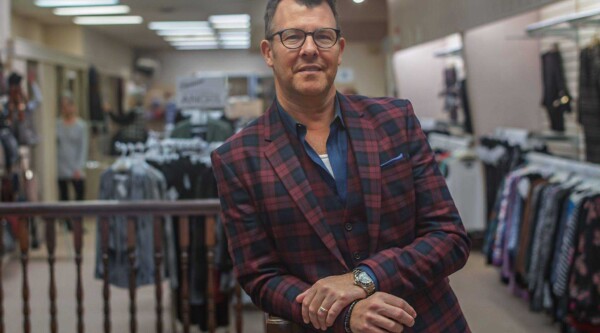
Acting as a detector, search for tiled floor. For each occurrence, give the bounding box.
[0,222,561,332]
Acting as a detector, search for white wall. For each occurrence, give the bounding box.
[464,11,544,136]
[143,41,387,97]
[387,0,562,49]
[393,38,448,120]
[340,42,386,97]
[83,29,133,78]
[142,50,270,91]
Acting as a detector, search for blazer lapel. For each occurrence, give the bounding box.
[339,94,382,254]
[263,102,348,269]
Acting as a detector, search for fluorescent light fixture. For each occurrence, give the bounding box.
[53,5,129,15]
[212,22,250,30]
[165,36,217,42]
[149,21,210,30]
[219,35,250,41]
[35,0,118,7]
[222,45,250,49]
[74,15,143,25]
[221,40,250,47]
[209,14,250,24]
[170,41,219,47]
[157,30,215,36]
[353,0,365,3]
[176,46,219,50]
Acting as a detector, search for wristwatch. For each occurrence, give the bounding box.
[353,268,375,296]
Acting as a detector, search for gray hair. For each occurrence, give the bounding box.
[264,0,340,38]
[61,90,75,105]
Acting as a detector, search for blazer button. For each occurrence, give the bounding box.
[345,223,353,231]
[353,252,362,260]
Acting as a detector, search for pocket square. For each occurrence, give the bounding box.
[380,153,405,168]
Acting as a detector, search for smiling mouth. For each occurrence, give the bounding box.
[298,67,321,73]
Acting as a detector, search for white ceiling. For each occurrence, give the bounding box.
[11,0,388,50]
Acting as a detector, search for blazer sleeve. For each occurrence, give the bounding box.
[360,101,471,297]
[212,151,351,332]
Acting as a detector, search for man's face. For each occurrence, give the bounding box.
[261,0,345,100]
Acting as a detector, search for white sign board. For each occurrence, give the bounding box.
[335,67,355,83]
[177,76,228,109]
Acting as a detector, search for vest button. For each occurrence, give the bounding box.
[345,223,353,231]
[353,252,362,260]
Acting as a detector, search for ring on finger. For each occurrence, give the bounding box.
[318,306,329,313]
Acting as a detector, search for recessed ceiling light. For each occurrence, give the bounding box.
[175,46,219,50]
[156,30,215,36]
[209,14,250,24]
[74,15,143,25]
[35,0,119,7]
[170,41,220,47]
[53,5,130,15]
[353,0,365,3]
[164,36,218,42]
[149,21,211,30]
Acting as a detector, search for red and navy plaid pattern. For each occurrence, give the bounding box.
[212,93,472,332]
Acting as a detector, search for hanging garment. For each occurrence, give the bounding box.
[568,196,600,326]
[578,45,600,163]
[94,163,167,288]
[541,50,572,132]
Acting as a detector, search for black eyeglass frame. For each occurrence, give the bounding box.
[267,28,342,49]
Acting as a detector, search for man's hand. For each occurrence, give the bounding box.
[295,273,366,330]
[73,170,82,180]
[350,293,417,333]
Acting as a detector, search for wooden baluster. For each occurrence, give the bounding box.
[19,218,30,333]
[100,217,111,333]
[45,218,58,333]
[178,216,190,333]
[127,217,137,333]
[73,218,85,333]
[153,216,163,333]
[205,216,216,333]
[235,284,242,333]
[0,219,4,333]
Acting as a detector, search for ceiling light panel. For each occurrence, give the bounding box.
[170,41,220,47]
[165,36,218,42]
[74,15,143,25]
[209,14,250,24]
[53,5,130,15]
[35,0,119,7]
[149,21,210,30]
[157,30,215,36]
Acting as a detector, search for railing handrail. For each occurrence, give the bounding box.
[0,199,222,217]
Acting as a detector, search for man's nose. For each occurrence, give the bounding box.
[300,35,318,58]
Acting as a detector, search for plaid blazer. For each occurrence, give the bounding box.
[212,93,471,332]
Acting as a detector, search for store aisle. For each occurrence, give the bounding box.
[451,251,558,333]
[0,224,561,333]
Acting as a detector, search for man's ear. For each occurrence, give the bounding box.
[337,37,346,66]
[260,39,274,68]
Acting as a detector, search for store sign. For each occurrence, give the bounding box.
[335,68,355,83]
[176,75,227,109]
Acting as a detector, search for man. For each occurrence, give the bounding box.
[211,0,471,332]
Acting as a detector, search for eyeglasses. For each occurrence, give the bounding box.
[267,28,341,49]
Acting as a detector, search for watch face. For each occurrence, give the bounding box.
[357,271,372,284]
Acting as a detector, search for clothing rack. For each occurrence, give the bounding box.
[428,133,472,151]
[525,152,600,179]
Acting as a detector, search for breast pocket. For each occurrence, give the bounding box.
[380,153,414,212]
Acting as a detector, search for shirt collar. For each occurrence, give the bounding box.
[276,96,345,136]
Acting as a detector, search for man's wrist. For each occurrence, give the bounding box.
[344,300,360,333]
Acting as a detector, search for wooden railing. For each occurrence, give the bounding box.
[0,199,243,333]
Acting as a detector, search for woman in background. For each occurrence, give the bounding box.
[56,91,88,217]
